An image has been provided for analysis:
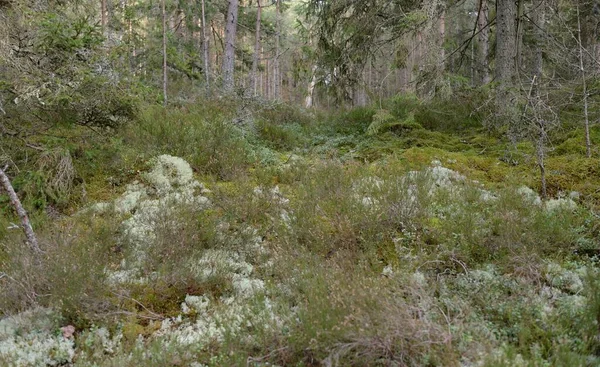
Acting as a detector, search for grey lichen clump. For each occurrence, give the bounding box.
[96,155,212,283]
[0,308,75,367]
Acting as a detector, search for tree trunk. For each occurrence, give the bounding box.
[532,0,544,94]
[477,0,491,84]
[439,8,446,70]
[222,0,239,92]
[577,5,592,158]
[251,0,262,95]
[273,0,281,99]
[0,167,40,253]
[162,0,168,105]
[516,0,525,74]
[495,0,517,105]
[305,66,317,108]
[201,0,210,92]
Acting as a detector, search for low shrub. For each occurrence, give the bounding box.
[132,105,253,179]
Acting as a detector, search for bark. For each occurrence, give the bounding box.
[0,167,40,253]
[201,0,210,92]
[577,5,592,158]
[222,0,239,92]
[305,66,317,108]
[516,0,525,73]
[352,85,367,107]
[477,0,491,84]
[273,0,281,99]
[250,0,262,95]
[439,8,446,70]
[532,0,545,94]
[162,0,168,105]
[495,0,517,106]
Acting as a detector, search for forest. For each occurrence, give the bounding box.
[1,0,600,365]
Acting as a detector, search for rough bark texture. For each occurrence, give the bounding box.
[0,167,40,253]
[577,5,592,158]
[495,0,517,109]
[251,0,262,95]
[222,0,239,92]
[162,0,168,105]
[273,0,281,99]
[201,0,210,92]
[495,0,516,85]
[477,0,490,84]
[516,0,524,73]
[305,65,317,108]
[532,0,545,92]
[439,9,445,70]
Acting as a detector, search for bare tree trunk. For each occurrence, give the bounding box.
[222,0,239,92]
[305,66,317,108]
[532,0,544,94]
[251,0,262,95]
[531,1,547,198]
[537,129,547,199]
[0,167,40,253]
[201,0,210,92]
[162,0,168,105]
[266,55,270,99]
[273,0,281,99]
[477,0,491,84]
[516,0,525,74]
[495,0,517,107]
[439,8,446,70]
[577,5,592,158]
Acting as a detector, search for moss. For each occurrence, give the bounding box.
[121,322,146,345]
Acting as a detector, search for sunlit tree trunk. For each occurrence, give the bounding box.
[305,66,317,108]
[222,0,239,92]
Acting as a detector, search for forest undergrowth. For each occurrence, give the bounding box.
[1,95,600,366]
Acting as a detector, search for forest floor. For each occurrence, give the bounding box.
[1,98,600,366]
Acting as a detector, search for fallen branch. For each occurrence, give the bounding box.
[0,165,41,253]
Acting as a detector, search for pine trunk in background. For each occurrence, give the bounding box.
[516,0,525,73]
[495,0,517,107]
[222,0,239,92]
[305,66,317,108]
[201,0,210,93]
[477,0,490,84]
[0,167,40,253]
[251,0,262,96]
[273,0,281,99]
[162,0,168,105]
[532,0,544,92]
[439,8,446,70]
[531,2,546,198]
